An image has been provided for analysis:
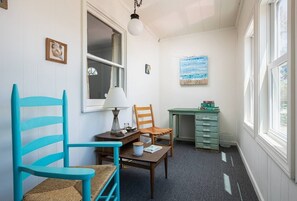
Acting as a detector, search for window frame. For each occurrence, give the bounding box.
[256,0,294,178]
[82,1,127,112]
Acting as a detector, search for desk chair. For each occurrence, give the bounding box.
[133,104,173,156]
[11,84,122,201]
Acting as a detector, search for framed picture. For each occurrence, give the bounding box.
[45,38,67,64]
[145,64,151,74]
[0,0,8,9]
[179,56,208,85]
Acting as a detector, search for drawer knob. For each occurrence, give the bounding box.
[203,123,210,126]
[202,117,210,120]
[203,129,210,132]
[203,134,210,137]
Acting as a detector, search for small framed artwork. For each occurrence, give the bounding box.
[145,64,151,74]
[45,38,67,64]
[0,0,8,10]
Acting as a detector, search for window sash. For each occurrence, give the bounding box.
[82,1,127,112]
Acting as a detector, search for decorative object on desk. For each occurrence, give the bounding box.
[179,56,208,85]
[145,64,151,74]
[133,141,144,156]
[126,126,137,132]
[127,0,143,36]
[0,0,8,9]
[200,100,220,111]
[104,87,129,134]
[46,38,67,64]
[144,145,163,153]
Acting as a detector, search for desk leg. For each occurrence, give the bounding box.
[150,163,155,199]
[165,154,168,179]
[176,114,179,139]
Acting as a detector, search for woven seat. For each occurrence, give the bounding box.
[134,104,174,156]
[24,165,116,201]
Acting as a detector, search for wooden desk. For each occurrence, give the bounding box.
[168,108,220,150]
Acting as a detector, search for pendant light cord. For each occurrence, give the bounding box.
[134,0,143,14]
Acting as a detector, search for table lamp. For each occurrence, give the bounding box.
[103,87,129,134]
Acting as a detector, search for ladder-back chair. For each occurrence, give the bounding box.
[133,104,173,156]
[11,84,122,201]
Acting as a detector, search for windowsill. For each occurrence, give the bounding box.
[243,121,254,137]
[256,133,289,176]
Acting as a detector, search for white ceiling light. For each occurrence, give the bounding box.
[127,0,143,36]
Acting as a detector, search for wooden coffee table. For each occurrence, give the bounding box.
[95,131,170,198]
[120,144,170,199]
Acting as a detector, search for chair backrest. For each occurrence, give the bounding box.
[133,104,155,129]
[11,84,69,189]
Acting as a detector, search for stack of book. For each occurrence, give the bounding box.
[144,145,162,153]
[200,101,220,111]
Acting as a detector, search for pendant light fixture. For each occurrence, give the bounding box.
[127,0,143,36]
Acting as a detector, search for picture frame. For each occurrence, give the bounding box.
[145,64,151,74]
[0,0,8,10]
[45,38,67,64]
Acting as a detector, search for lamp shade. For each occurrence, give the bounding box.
[103,87,129,109]
[128,18,143,36]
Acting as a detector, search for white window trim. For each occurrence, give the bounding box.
[82,1,127,113]
[256,0,294,178]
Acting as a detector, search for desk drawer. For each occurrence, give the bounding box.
[195,120,218,127]
[196,136,219,144]
[195,142,219,150]
[196,126,218,133]
[195,114,218,121]
[195,131,219,138]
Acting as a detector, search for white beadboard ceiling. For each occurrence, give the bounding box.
[121,0,242,39]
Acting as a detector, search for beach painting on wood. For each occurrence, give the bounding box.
[179,56,208,85]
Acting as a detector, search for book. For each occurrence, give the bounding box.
[144,145,162,153]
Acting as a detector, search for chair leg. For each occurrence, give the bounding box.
[82,179,91,201]
[151,134,155,145]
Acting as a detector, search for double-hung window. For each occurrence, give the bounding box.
[244,19,255,132]
[268,0,288,141]
[82,2,126,112]
[258,0,293,177]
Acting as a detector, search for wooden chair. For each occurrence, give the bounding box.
[133,104,173,156]
[11,84,122,201]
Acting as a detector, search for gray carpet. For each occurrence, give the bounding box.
[119,141,258,201]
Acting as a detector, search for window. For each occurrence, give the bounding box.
[257,0,293,177]
[82,3,126,112]
[268,0,288,141]
[244,19,255,131]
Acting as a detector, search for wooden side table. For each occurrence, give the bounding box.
[95,130,141,164]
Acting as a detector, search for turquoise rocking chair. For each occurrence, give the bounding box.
[11,84,122,201]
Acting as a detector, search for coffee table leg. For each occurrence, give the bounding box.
[165,154,168,179]
[150,163,155,199]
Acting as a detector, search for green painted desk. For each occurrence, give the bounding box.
[168,108,220,150]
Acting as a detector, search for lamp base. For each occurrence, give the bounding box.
[110,108,121,134]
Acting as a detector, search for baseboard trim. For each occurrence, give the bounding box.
[236,143,265,201]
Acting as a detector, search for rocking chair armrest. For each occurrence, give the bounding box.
[68,142,122,148]
[19,165,95,180]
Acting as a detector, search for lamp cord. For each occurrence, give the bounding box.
[134,0,143,14]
